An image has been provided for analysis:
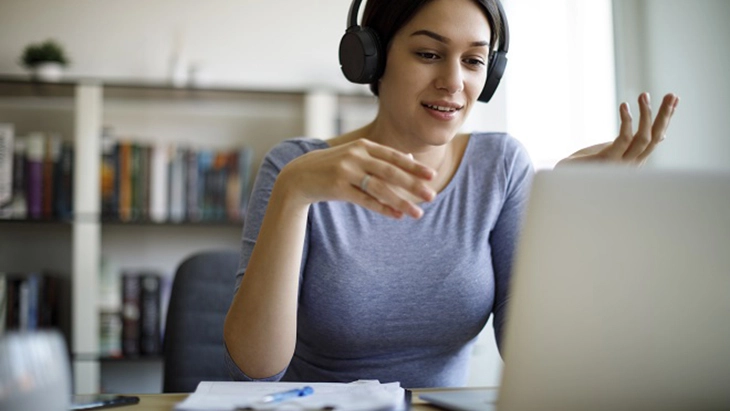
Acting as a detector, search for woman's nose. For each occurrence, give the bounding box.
[435,59,464,94]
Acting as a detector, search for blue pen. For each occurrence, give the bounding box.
[261,386,314,404]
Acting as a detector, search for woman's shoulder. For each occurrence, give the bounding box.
[263,137,329,168]
[468,132,531,166]
[468,132,527,155]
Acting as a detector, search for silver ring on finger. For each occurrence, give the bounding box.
[359,174,372,193]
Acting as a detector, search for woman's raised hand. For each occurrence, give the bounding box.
[277,139,437,219]
[557,93,680,166]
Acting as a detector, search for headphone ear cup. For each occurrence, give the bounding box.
[339,27,383,84]
[479,51,508,103]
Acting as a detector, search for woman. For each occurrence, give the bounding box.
[223,0,679,388]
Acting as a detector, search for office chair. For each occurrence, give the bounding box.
[162,250,238,393]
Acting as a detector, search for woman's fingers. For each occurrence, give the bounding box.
[637,94,679,162]
[362,139,436,180]
[603,102,634,160]
[355,139,436,202]
[355,173,424,218]
[344,182,405,219]
[622,93,653,160]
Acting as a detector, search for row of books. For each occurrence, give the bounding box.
[99,272,169,358]
[0,123,256,223]
[101,135,255,223]
[0,124,74,220]
[0,272,65,334]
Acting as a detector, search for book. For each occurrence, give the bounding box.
[0,124,13,207]
[197,150,213,221]
[8,137,27,219]
[149,143,169,223]
[138,144,151,221]
[25,133,45,220]
[168,146,187,222]
[118,141,132,222]
[121,273,141,357]
[0,273,6,335]
[100,136,118,219]
[186,149,200,221]
[139,273,161,355]
[42,134,62,219]
[212,152,228,221]
[130,143,142,221]
[55,142,74,220]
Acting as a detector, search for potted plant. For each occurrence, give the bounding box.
[20,39,70,82]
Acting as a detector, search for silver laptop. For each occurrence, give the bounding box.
[421,166,730,411]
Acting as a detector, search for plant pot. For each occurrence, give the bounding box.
[32,62,64,82]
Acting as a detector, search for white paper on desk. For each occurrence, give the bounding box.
[174,380,405,411]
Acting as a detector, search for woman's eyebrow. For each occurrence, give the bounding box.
[409,29,490,48]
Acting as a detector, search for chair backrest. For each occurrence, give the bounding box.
[162,250,239,393]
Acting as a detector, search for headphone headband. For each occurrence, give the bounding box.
[339,0,509,103]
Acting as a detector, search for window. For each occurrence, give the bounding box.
[504,0,617,169]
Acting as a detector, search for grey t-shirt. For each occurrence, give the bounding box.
[225,132,534,388]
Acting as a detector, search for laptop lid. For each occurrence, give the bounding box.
[497,167,730,411]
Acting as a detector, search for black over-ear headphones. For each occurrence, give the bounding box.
[338,0,510,103]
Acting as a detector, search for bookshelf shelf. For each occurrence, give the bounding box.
[0,76,377,394]
[0,218,73,224]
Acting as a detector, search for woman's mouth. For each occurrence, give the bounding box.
[422,102,463,120]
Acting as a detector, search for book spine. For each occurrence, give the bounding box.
[212,152,227,221]
[18,279,29,330]
[25,133,45,220]
[100,137,117,220]
[118,141,132,222]
[197,150,213,221]
[186,148,199,221]
[121,273,141,357]
[168,146,187,223]
[26,273,39,330]
[130,143,141,221]
[0,124,14,207]
[0,273,6,334]
[5,277,19,329]
[139,273,161,355]
[42,134,61,220]
[140,145,151,221]
[39,274,59,328]
[10,138,28,219]
[56,142,74,220]
[150,143,169,223]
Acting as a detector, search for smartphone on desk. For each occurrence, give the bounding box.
[70,394,140,410]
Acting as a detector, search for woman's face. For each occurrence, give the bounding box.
[376,0,492,146]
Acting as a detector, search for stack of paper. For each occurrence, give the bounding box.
[175,380,406,411]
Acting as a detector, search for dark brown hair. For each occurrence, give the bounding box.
[362,0,503,96]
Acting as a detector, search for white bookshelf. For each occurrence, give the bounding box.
[0,76,377,393]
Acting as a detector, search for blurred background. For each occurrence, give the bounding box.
[0,0,727,395]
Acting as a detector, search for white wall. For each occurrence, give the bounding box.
[0,0,358,91]
[613,0,730,170]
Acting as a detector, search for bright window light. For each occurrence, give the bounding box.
[504,0,618,169]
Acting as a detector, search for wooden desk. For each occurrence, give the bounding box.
[126,388,473,410]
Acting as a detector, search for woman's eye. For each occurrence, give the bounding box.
[464,58,486,67]
[417,52,439,60]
